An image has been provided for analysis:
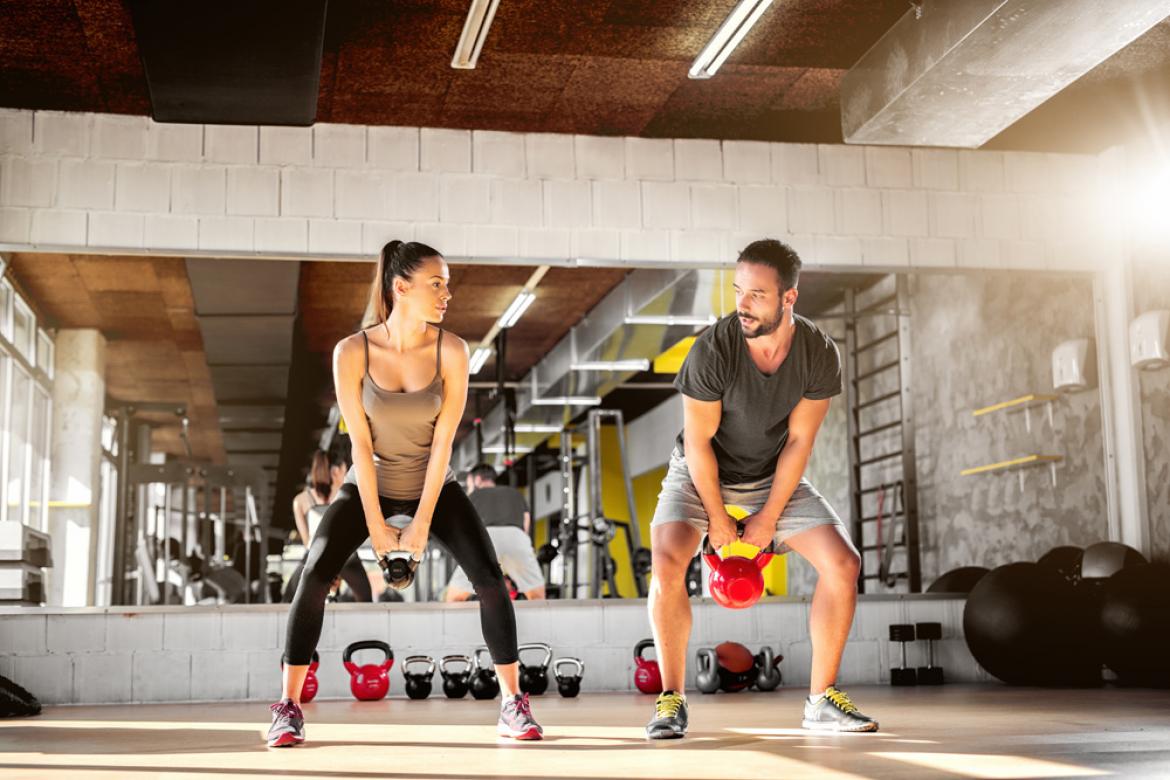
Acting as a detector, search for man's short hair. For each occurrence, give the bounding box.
[469,463,498,483]
[738,238,801,291]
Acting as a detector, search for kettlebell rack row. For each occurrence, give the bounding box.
[325,640,585,702]
[634,638,784,695]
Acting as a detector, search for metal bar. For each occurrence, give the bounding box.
[851,360,900,384]
[858,449,904,468]
[558,424,575,599]
[854,330,898,354]
[856,294,897,316]
[862,572,907,580]
[842,288,864,594]
[855,390,901,412]
[112,408,132,604]
[855,419,902,439]
[243,486,253,604]
[896,274,922,592]
[586,410,602,600]
[611,410,646,597]
[161,483,171,606]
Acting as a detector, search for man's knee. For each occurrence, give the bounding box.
[650,523,700,587]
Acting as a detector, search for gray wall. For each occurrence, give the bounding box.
[1132,249,1170,563]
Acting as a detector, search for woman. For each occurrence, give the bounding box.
[282,450,372,603]
[268,241,542,747]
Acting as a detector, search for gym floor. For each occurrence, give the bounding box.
[2,686,1169,779]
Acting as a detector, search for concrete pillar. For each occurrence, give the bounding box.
[48,329,107,606]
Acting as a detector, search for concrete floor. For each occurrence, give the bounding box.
[1,685,1169,779]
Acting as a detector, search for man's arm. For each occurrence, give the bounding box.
[740,396,832,550]
[682,395,738,551]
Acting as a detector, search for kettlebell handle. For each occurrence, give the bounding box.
[440,654,472,675]
[343,639,394,668]
[553,657,584,679]
[403,655,436,676]
[634,638,656,662]
[701,521,777,563]
[518,641,552,666]
[472,646,495,672]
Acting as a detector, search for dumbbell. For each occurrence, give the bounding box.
[403,655,436,700]
[889,624,917,686]
[916,622,945,685]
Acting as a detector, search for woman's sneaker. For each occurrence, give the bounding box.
[267,699,305,747]
[645,690,688,739]
[498,693,543,740]
[801,686,878,732]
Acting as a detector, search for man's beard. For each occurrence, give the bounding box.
[738,309,783,338]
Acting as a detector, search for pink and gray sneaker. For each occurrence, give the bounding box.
[497,693,543,740]
[267,698,305,747]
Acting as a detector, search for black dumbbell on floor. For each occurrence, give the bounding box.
[916,622,945,685]
[889,624,917,686]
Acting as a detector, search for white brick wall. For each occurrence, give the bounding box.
[0,108,1107,272]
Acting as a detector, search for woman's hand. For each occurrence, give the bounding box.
[396,520,430,561]
[369,524,401,560]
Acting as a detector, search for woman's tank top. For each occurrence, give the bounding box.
[344,328,456,499]
[304,488,327,540]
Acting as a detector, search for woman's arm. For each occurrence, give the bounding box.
[397,330,469,558]
[333,334,399,557]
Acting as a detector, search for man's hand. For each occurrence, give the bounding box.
[706,512,740,553]
[739,512,777,552]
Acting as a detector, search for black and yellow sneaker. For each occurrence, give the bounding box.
[801,685,878,732]
[645,690,688,740]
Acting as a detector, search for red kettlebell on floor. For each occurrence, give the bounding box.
[343,640,394,701]
[634,638,663,694]
[280,651,320,703]
[703,524,776,610]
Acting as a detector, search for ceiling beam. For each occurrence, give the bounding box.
[840,0,1170,148]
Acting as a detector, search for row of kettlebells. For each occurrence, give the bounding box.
[289,641,585,702]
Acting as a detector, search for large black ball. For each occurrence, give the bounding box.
[1099,563,1170,687]
[1081,541,1146,579]
[963,562,1099,686]
[1037,546,1084,587]
[927,566,990,594]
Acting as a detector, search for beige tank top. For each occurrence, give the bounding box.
[344,328,456,499]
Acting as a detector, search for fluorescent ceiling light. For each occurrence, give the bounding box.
[624,314,717,327]
[482,444,534,454]
[469,346,493,375]
[530,396,602,406]
[451,0,501,69]
[513,423,563,433]
[689,0,774,79]
[498,290,536,329]
[571,359,651,372]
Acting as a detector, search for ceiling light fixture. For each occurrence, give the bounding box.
[571,359,652,372]
[498,290,536,329]
[451,0,501,69]
[530,396,602,407]
[469,346,493,374]
[624,314,718,327]
[689,0,774,79]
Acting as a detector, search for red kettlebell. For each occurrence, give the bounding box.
[634,638,663,694]
[702,525,776,610]
[280,650,320,703]
[343,640,394,701]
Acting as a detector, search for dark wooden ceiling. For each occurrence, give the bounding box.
[7,0,1166,149]
[6,253,226,462]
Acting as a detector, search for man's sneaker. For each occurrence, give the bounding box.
[267,699,305,747]
[801,686,878,732]
[645,690,688,740]
[498,693,543,740]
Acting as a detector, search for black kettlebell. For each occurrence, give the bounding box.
[553,657,584,698]
[517,642,552,696]
[753,646,783,692]
[440,654,473,699]
[470,646,500,700]
[402,655,436,700]
[695,648,721,694]
[380,514,420,591]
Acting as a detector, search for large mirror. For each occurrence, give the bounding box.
[3,251,1139,608]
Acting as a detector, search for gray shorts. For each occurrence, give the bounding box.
[447,526,544,594]
[650,447,846,555]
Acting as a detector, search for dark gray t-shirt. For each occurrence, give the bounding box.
[674,313,842,484]
[469,485,528,529]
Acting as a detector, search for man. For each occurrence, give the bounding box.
[446,463,546,601]
[645,239,877,739]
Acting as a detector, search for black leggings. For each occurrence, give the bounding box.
[282,552,372,603]
[284,481,517,666]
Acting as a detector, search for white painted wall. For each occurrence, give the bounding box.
[0,109,1107,273]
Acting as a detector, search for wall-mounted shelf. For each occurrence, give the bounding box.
[961,454,1063,488]
[973,393,1057,432]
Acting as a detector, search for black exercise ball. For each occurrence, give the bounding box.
[963,562,1100,686]
[1099,563,1170,687]
[927,566,991,594]
[1037,546,1084,587]
[1081,541,1147,579]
